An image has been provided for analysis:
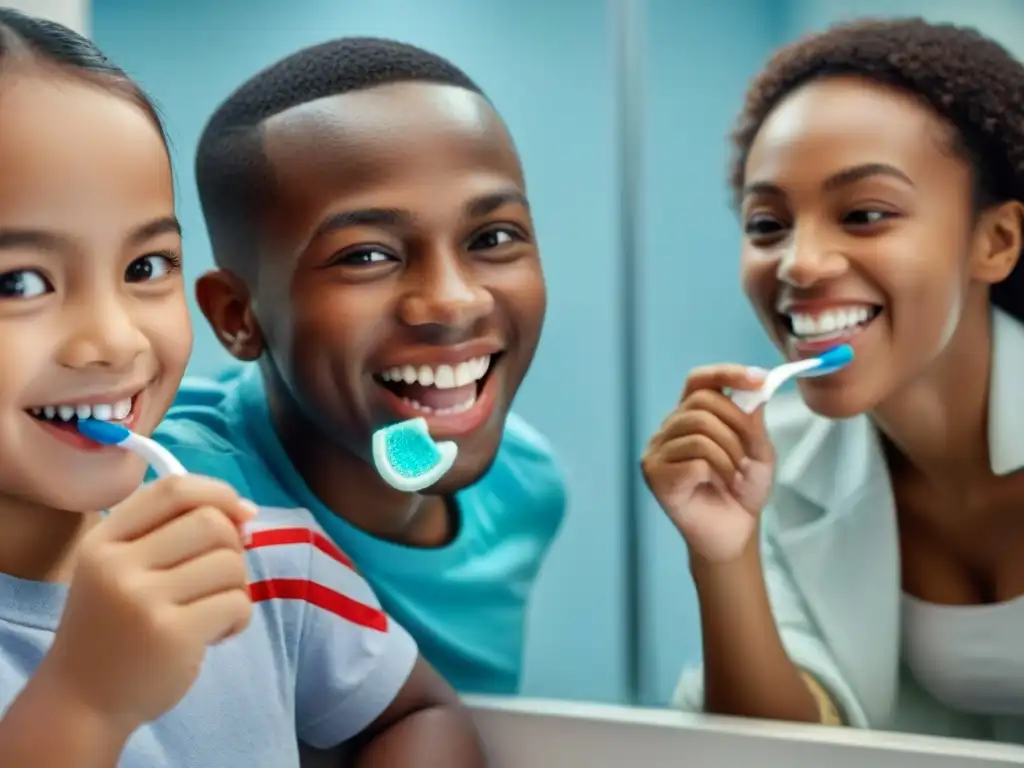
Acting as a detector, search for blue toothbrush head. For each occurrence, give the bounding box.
[76,418,131,445]
[384,426,441,479]
[371,418,459,493]
[810,343,854,375]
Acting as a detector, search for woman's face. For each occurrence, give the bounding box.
[740,75,1020,418]
[0,70,191,513]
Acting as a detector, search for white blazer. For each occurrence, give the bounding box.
[673,308,1024,744]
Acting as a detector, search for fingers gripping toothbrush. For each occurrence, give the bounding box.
[730,343,855,413]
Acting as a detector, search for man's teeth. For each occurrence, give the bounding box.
[400,391,478,416]
[30,398,132,422]
[379,355,491,389]
[788,306,876,340]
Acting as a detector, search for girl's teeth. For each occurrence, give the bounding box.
[91,404,114,421]
[31,398,133,423]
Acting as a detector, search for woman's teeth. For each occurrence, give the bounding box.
[788,306,877,341]
[30,398,132,423]
[378,356,491,389]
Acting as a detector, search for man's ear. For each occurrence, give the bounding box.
[195,269,264,362]
[970,199,1024,285]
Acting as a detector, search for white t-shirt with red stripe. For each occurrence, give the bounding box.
[0,504,418,767]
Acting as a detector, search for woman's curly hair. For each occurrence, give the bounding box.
[729,17,1024,320]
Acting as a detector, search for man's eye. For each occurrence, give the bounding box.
[470,228,523,250]
[335,249,395,265]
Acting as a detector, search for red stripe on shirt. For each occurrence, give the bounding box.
[246,527,355,571]
[250,578,388,632]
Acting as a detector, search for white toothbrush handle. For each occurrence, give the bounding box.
[729,366,774,414]
[124,433,188,477]
[730,388,767,414]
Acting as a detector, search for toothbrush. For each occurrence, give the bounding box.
[372,417,459,493]
[76,419,187,477]
[730,343,855,414]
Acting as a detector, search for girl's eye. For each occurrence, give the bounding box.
[125,252,181,283]
[470,228,523,250]
[0,269,51,299]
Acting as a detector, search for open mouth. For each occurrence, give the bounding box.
[26,396,136,429]
[372,353,502,415]
[781,304,883,345]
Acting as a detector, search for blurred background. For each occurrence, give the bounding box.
[16,0,1024,709]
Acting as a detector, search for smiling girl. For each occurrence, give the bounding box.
[0,9,481,766]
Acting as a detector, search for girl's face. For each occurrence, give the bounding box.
[739,76,1022,418]
[0,70,191,513]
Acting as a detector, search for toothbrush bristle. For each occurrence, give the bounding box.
[816,343,855,370]
[76,418,131,445]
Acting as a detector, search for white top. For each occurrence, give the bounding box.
[673,307,1024,741]
[902,592,1024,717]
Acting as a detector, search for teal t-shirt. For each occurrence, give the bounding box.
[155,365,566,694]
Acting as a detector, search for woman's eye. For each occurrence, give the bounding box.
[471,228,522,250]
[125,252,180,283]
[844,209,892,226]
[0,269,51,299]
[337,249,395,266]
[743,216,784,237]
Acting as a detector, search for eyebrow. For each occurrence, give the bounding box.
[0,216,182,253]
[742,162,915,200]
[312,189,530,239]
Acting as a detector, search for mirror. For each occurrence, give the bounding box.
[24,0,1024,756]
[641,0,1024,749]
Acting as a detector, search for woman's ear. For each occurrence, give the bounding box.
[195,269,264,361]
[970,199,1024,285]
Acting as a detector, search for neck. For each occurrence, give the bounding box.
[871,297,993,486]
[267,386,453,548]
[0,494,99,582]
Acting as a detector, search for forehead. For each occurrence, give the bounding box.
[746,76,960,185]
[0,71,172,232]
[262,82,523,205]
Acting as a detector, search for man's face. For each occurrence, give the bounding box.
[206,82,546,491]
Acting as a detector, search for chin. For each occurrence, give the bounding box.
[429,443,502,494]
[797,380,877,420]
[45,458,149,513]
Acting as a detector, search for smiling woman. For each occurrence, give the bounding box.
[643,17,1024,743]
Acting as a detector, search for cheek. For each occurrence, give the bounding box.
[0,323,54,407]
[150,297,194,378]
[283,290,383,385]
[881,230,970,349]
[497,261,546,337]
[740,254,780,325]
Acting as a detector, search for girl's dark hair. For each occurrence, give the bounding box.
[0,7,166,143]
[730,17,1024,324]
